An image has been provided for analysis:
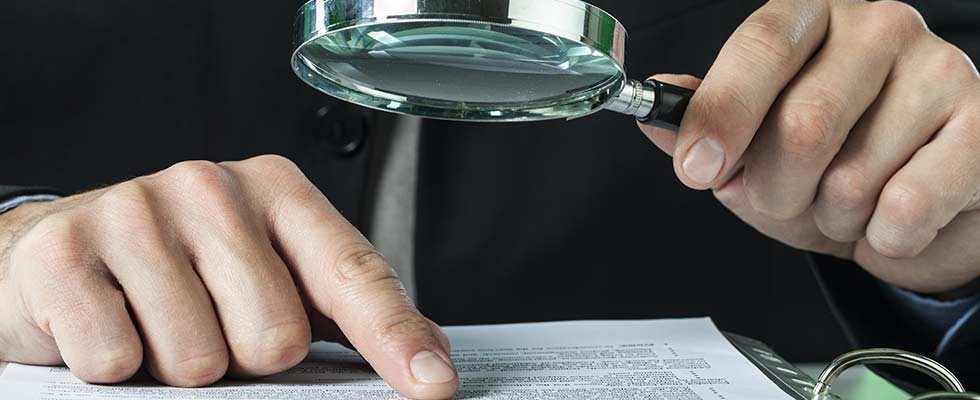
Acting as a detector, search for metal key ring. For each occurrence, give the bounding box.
[810,349,965,400]
[910,393,980,400]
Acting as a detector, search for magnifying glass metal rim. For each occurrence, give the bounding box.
[290,0,632,122]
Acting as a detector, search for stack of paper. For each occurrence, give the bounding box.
[0,318,791,399]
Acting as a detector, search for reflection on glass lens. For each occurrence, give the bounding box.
[295,21,623,121]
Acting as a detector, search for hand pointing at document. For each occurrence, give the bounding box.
[641,0,980,297]
[0,156,457,399]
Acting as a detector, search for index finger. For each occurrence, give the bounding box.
[673,0,830,189]
[225,156,458,400]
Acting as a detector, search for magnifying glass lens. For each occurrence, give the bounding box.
[294,21,624,121]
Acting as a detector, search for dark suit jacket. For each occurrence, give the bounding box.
[2,0,978,391]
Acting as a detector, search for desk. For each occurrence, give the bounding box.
[800,364,908,399]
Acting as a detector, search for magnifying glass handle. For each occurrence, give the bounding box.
[607,79,695,131]
[638,79,695,131]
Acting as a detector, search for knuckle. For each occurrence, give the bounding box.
[866,182,938,258]
[733,11,800,69]
[166,350,228,387]
[162,160,245,227]
[279,174,320,205]
[75,350,142,384]
[162,160,235,200]
[255,156,316,195]
[95,182,159,238]
[240,155,310,192]
[744,191,803,221]
[774,105,838,160]
[934,43,975,76]
[270,174,322,223]
[878,182,936,230]
[236,155,321,223]
[18,213,88,277]
[244,154,303,176]
[331,244,397,286]
[694,84,757,132]
[164,160,226,183]
[866,230,928,259]
[862,1,927,40]
[813,216,863,244]
[237,320,311,373]
[740,168,790,220]
[820,165,873,212]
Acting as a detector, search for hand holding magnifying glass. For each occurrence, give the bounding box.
[290,0,980,285]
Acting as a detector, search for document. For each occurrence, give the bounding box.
[0,318,792,399]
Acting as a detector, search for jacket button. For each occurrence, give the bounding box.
[314,105,369,156]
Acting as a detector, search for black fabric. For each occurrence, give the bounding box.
[1,0,978,384]
[0,186,65,202]
[0,0,375,225]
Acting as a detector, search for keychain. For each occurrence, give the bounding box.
[812,349,980,400]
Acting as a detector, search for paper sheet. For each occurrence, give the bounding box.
[0,318,792,399]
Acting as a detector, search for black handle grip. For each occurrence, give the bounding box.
[637,79,695,131]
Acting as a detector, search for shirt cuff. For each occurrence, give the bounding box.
[0,194,61,213]
[883,282,980,353]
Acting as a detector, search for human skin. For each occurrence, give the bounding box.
[0,156,457,400]
[640,0,980,298]
[1,1,978,400]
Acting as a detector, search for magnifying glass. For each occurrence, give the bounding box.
[291,0,695,130]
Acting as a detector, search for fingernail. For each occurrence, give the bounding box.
[682,137,725,185]
[410,351,455,384]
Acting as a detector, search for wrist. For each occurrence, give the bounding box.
[0,200,57,271]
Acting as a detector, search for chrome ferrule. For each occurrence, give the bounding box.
[604,79,656,119]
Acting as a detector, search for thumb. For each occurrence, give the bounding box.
[635,74,703,157]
